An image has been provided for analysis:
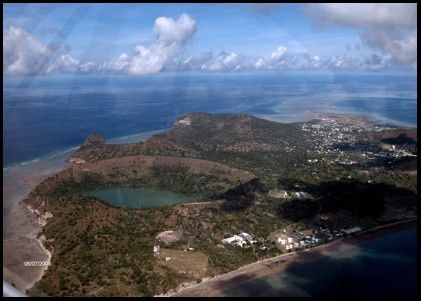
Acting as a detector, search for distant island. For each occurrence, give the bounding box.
[22,112,417,296]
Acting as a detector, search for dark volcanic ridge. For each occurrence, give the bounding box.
[68,112,306,164]
[24,155,261,211]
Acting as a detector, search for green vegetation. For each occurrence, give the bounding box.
[25,113,417,296]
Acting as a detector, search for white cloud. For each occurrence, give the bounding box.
[254,58,265,69]
[306,3,416,30]
[78,62,97,74]
[4,26,45,76]
[4,8,411,76]
[103,14,196,75]
[153,14,196,44]
[324,53,393,71]
[177,45,393,72]
[252,45,323,70]
[176,50,254,72]
[271,46,288,60]
[362,30,417,67]
[101,53,129,72]
[305,3,417,67]
[4,26,86,76]
[204,51,241,72]
[327,55,351,69]
[363,54,391,70]
[172,51,214,71]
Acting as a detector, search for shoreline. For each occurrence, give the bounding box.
[165,218,417,297]
[3,129,160,294]
[3,129,167,170]
[3,113,417,296]
[4,111,416,171]
[3,200,54,294]
[23,206,53,292]
[255,110,417,129]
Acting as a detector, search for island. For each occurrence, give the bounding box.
[22,112,417,296]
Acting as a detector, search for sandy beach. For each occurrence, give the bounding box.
[168,219,417,297]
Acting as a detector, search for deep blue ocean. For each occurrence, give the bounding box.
[3,71,417,167]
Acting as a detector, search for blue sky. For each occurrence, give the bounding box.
[3,3,362,60]
[3,3,417,76]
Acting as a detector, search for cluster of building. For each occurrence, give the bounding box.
[280,235,319,251]
[269,190,312,200]
[219,222,365,254]
[301,117,416,167]
[268,229,320,252]
[222,232,259,248]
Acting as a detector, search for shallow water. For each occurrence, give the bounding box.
[82,188,200,209]
[2,130,160,292]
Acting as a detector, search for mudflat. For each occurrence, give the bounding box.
[3,154,69,293]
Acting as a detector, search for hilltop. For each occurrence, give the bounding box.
[68,112,308,185]
[69,113,306,163]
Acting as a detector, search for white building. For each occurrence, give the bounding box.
[240,232,252,240]
[304,236,319,245]
[293,191,310,198]
[222,235,247,247]
[276,235,290,245]
[153,245,160,255]
[278,237,287,245]
[239,232,256,244]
